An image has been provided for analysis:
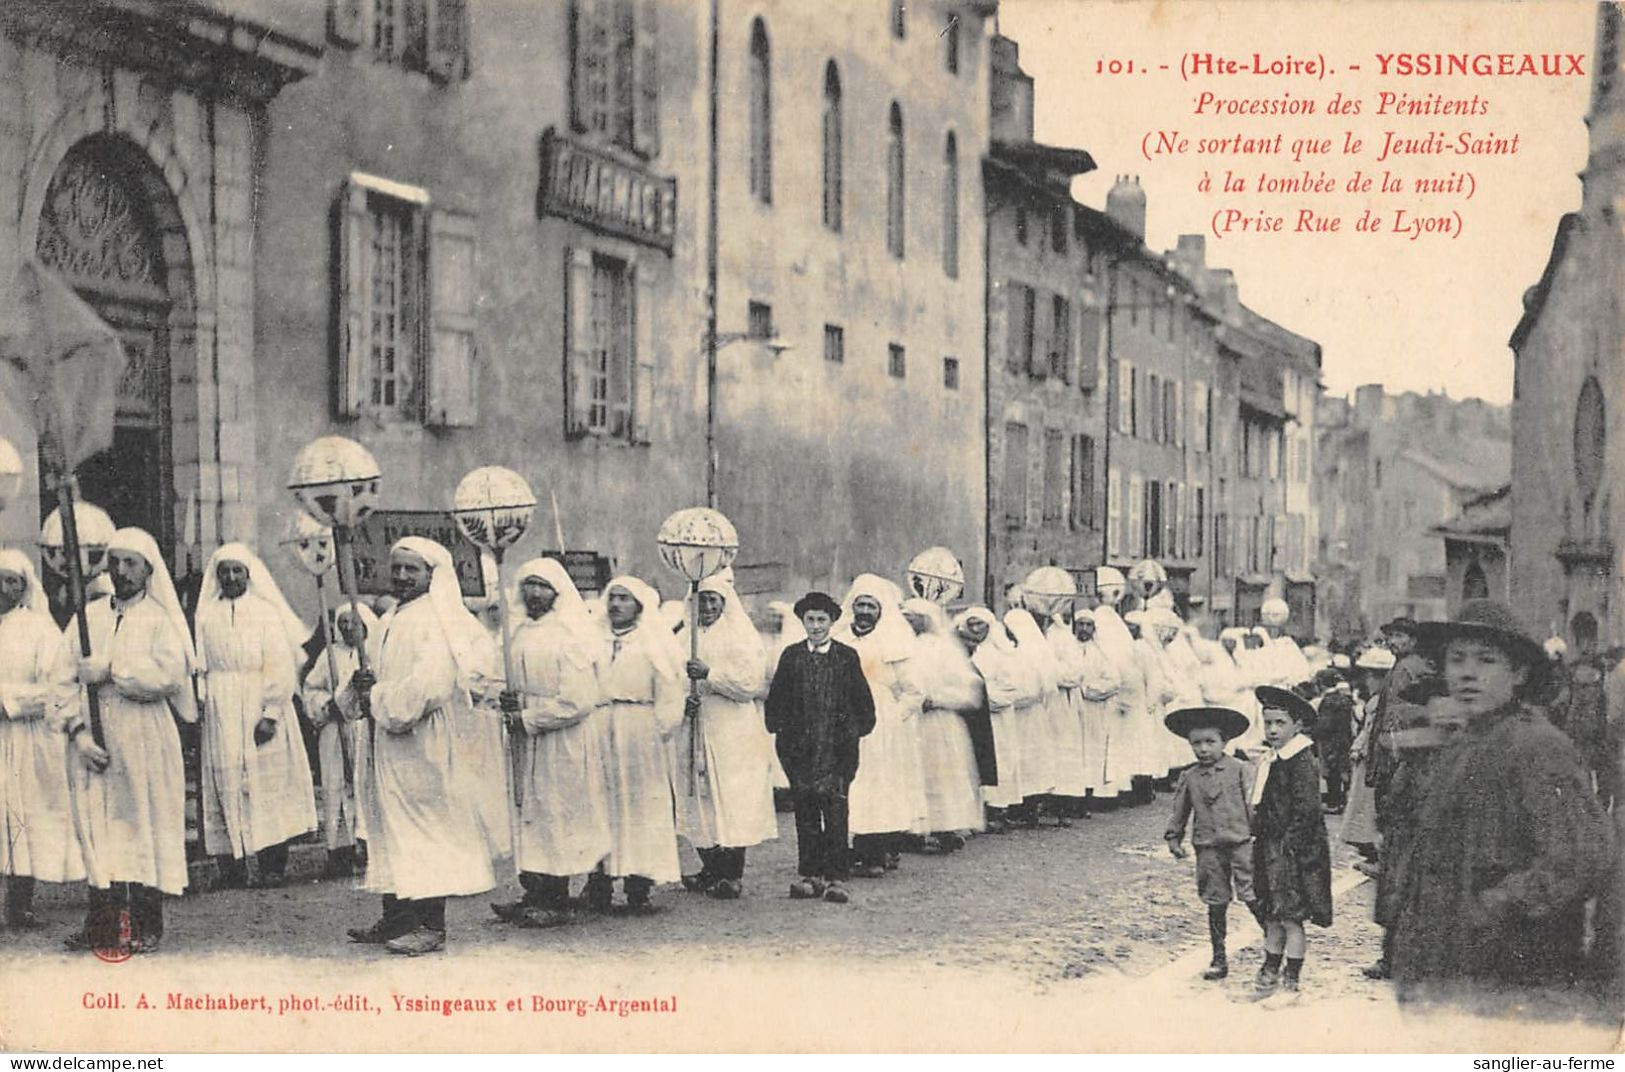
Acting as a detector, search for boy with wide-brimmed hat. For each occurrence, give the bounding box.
[1249,685,1334,1005]
[1164,705,1262,982]
[1392,600,1615,1001]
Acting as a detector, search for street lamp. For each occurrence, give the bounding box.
[704,329,792,509]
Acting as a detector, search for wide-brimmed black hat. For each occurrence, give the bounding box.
[1255,685,1317,727]
[1414,600,1546,685]
[792,591,842,621]
[1164,706,1251,742]
[1381,616,1419,637]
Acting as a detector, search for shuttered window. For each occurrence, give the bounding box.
[565,248,653,443]
[335,174,478,426]
[569,0,660,157]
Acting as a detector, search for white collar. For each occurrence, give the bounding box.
[1250,733,1313,806]
[1270,734,1313,761]
[807,639,832,654]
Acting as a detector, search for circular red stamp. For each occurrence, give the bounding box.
[85,905,139,963]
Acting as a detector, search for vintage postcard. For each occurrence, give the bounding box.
[0,0,1620,1054]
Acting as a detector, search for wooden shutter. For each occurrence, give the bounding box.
[424,208,478,427]
[426,0,470,82]
[633,0,661,157]
[1005,283,1024,373]
[402,0,429,68]
[629,260,655,445]
[1077,308,1101,391]
[335,181,369,419]
[1106,358,1119,428]
[330,0,365,45]
[563,246,594,438]
[1026,287,1045,378]
[569,0,605,133]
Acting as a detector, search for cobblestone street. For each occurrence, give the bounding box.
[5,792,1617,1051]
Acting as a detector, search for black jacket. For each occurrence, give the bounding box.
[764,640,876,785]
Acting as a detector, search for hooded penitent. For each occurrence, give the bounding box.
[837,574,929,837]
[0,548,83,884]
[594,575,685,883]
[904,597,991,827]
[503,556,614,879]
[194,543,317,859]
[353,536,504,901]
[64,528,194,894]
[674,571,779,851]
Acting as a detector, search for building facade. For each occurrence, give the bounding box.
[706,0,993,603]
[1509,3,1625,651]
[0,1,318,575]
[983,35,1103,603]
[1315,385,1510,640]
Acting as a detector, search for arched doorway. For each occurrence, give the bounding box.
[34,135,195,576]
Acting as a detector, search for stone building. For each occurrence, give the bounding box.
[1508,2,1625,650]
[1084,188,1223,620]
[705,0,993,602]
[1315,386,1510,640]
[982,34,1102,603]
[1434,484,1511,617]
[0,1,318,571]
[1170,235,1319,636]
[248,0,707,608]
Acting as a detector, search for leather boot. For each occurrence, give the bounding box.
[1203,905,1229,980]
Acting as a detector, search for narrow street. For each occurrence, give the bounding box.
[5,792,1616,1051]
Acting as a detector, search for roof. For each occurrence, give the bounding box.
[988,139,1097,179]
[1432,484,1511,541]
[1399,439,1511,494]
[1510,213,1583,353]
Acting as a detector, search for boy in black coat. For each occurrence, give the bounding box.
[1251,685,1334,1005]
[764,591,876,904]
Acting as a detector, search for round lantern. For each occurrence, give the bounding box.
[0,436,23,514]
[1260,597,1291,628]
[1022,565,1076,619]
[1095,565,1127,606]
[280,511,337,578]
[656,507,739,583]
[1128,558,1168,601]
[40,501,115,578]
[905,546,965,606]
[451,466,537,554]
[287,436,381,529]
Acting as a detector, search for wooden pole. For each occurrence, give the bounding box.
[492,544,524,808]
[53,469,103,749]
[331,526,372,725]
[688,578,702,798]
[314,574,341,696]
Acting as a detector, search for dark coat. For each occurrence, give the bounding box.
[1367,653,1434,795]
[960,669,999,787]
[1393,703,1615,989]
[1251,745,1334,927]
[764,640,876,787]
[1310,691,1355,771]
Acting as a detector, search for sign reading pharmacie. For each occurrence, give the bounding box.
[538,127,677,252]
[350,510,486,598]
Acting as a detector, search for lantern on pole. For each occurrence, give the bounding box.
[1022,565,1077,622]
[281,512,342,700]
[904,546,965,606]
[288,436,381,718]
[0,436,22,516]
[1128,558,1168,605]
[451,466,536,806]
[656,506,740,797]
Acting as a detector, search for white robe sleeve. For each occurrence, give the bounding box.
[0,619,62,721]
[700,634,766,703]
[371,620,460,736]
[520,640,603,735]
[112,610,190,708]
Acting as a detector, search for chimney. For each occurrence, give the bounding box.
[1106,174,1147,239]
[989,35,1035,142]
[1353,384,1385,428]
[1176,234,1206,268]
